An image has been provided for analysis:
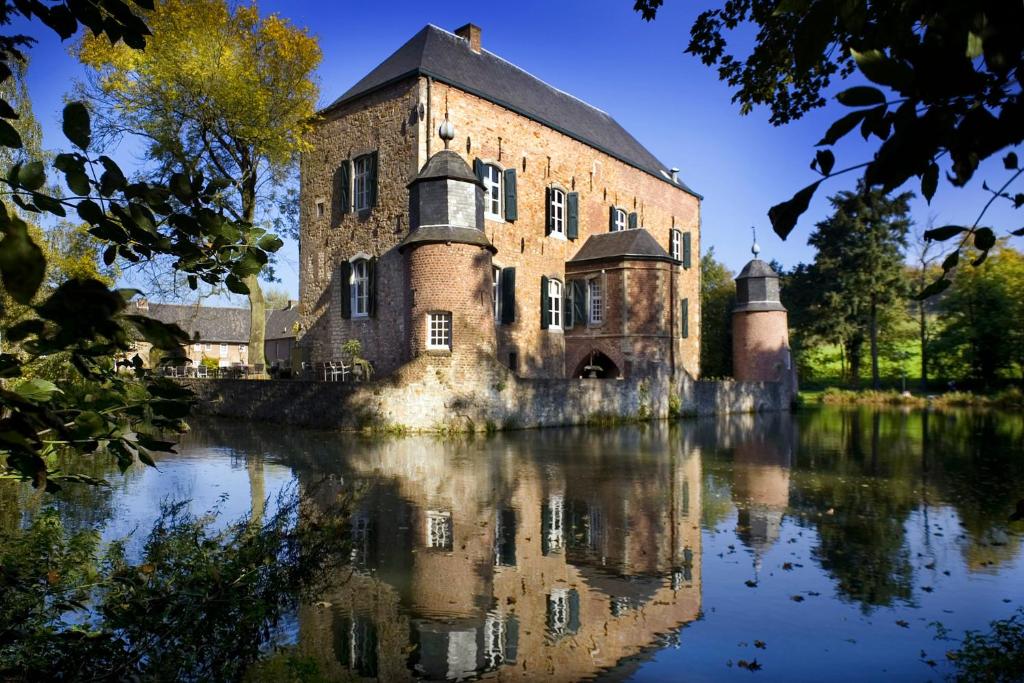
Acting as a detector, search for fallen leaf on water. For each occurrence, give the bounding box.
[781,562,793,571]
[896,620,910,628]
[790,595,805,602]
[737,659,762,672]
[745,580,758,588]
[754,640,766,649]
[922,586,934,593]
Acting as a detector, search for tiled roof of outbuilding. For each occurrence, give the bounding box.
[325,24,699,198]
[568,229,674,264]
[140,303,299,343]
[265,306,300,340]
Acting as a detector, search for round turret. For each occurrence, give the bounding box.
[732,256,793,386]
[400,141,496,367]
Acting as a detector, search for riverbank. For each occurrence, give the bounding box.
[799,386,1024,410]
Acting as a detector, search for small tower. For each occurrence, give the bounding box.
[732,231,795,391]
[398,117,496,370]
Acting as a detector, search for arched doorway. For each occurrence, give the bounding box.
[573,350,621,379]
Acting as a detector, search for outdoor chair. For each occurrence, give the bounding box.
[196,365,208,378]
[253,363,265,377]
[327,360,350,382]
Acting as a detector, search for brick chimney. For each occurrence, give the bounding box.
[455,23,481,53]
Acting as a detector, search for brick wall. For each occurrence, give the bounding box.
[299,75,701,381]
[732,310,791,383]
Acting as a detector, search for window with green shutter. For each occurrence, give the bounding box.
[628,212,638,230]
[337,161,351,215]
[572,280,586,326]
[339,261,352,319]
[540,275,550,329]
[681,297,689,338]
[500,267,516,323]
[566,192,579,240]
[683,231,692,269]
[504,168,517,221]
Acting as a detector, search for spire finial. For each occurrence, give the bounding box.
[438,110,454,149]
[751,226,761,257]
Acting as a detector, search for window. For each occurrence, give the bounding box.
[493,266,501,321]
[483,164,503,219]
[543,494,564,554]
[353,155,371,211]
[219,344,228,357]
[483,614,507,670]
[427,312,451,349]
[612,207,627,232]
[547,279,563,329]
[589,279,603,324]
[546,588,579,637]
[316,199,325,218]
[426,510,452,550]
[549,188,565,236]
[193,343,201,353]
[670,229,681,260]
[350,258,369,317]
[350,512,371,566]
[204,343,211,352]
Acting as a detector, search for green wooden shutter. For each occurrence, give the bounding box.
[681,297,689,338]
[683,231,692,269]
[473,158,484,184]
[544,187,552,236]
[572,279,586,325]
[566,192,579,240]
[567,589,581,633]
[540,275,549,329]
[504,168,517,221]
[338,161,351,215]
[367,257,377,317]
[609,206,616,231]
[500,267,516,323]
[368,151,378,208]
[505,615,519,662]
[339,261,352,319]
[628,212,638,230]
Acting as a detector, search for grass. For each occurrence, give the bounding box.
[802,386,1024,410]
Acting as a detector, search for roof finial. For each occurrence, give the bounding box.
[751,226,761,257]
[438,92,454,149]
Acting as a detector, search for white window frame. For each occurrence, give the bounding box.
[670,229,681,260]
[426,312,451,350]
[204,343,211,352]
[588,278,603,325]
[548,588,570,635]
[483,164,503,220]
[353,155,371,212]
[219,343,228,358]
[549,188,566,237]
[315,199,325,218]
[492,265,501,322]
[546,494,564,552]
[350,258,370,318]
[613,207,627,232]
[426,510,452,550]
[547,279,563,330]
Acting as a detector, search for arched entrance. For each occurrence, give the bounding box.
[572,350,621,379]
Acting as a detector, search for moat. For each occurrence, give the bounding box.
[4,408,1023,681]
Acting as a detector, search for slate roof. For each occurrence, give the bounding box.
[140,303,298,343]
[736,259,779,280]
[325,25,699,198]
[397,225,496,253]
[568,229,675,264]
[265,306,300,340]
[407,149,482,187]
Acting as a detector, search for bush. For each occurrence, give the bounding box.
[0,486,352,680]
[945,608,1024,683]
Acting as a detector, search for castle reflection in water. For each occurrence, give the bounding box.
[226,415,794,681]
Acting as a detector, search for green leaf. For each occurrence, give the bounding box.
[62,102,91,151]
[0,119,23,148]
[836,86,886,107]
[225,274,249,295]
[1004,152,1019,170]
[973,227,996,251]
[814,149,835,176]
[73,411,107,437]
[17,161,46,190]
[851,49,912,90]
[914,277,951,301]
[921,162,938,203]
[817,110,869,146]
[1011,227,1024,237]
[941,251,959,271]
[0,216,46,304]
[98,156,126,196]
[13,378,62,403]
[170,172,193,203]
[123,315,190,350]
[77,199,104,224]
[256,234,284,252]
[32,193,67,217]
[966,31,983,59]
[923,225,966,242]
[768,180,821,240]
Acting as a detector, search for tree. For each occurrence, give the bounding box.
[0,0,281,489]
[263,286,291,310]
[909,220,944,391]
[699,248,734,377]
[634,0,1024,295]
[804,185,912,387]
[930,245,1024,386]
[77,0,320,370]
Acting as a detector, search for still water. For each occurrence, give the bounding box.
[7,408,1024,681]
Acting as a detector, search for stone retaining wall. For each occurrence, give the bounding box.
[181,359,791,432]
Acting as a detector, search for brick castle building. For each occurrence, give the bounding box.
[299,23,701,384]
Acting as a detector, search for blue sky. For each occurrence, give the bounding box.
[15,0,1021,300]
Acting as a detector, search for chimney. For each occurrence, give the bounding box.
[455,23,481,53]
[135,298,149,312]
[670,167,680,183]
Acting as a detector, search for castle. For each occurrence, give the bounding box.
[298,23,701,384]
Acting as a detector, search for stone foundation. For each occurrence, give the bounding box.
[181,357,791,432]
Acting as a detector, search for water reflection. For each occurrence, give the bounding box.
[284,428,703,681]
[2,407,1022,681]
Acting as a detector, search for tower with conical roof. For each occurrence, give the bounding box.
[732,231,795,391]
[398,117,497,370]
